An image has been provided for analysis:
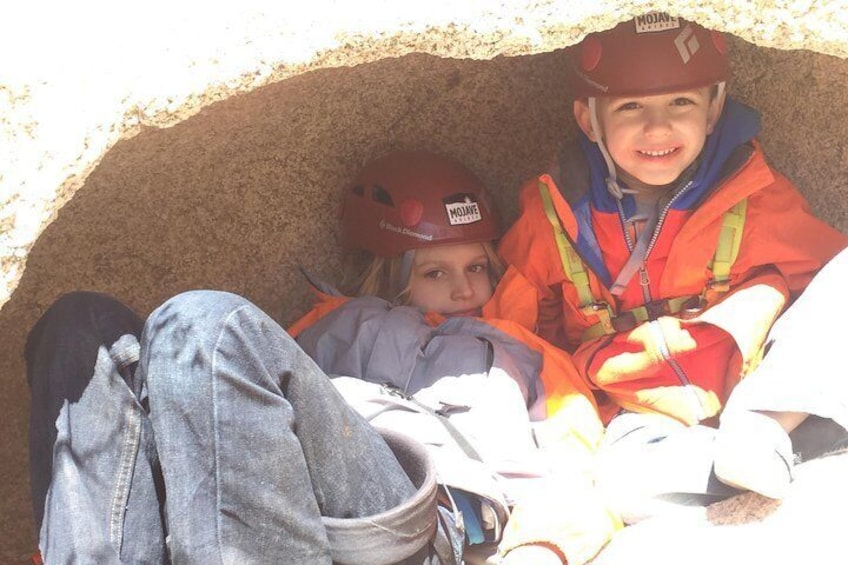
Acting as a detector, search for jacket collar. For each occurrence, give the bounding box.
[560,97,762,285]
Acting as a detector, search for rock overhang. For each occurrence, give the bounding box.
[3,1,848,312]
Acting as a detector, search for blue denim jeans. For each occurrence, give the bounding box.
[27,290,430,564]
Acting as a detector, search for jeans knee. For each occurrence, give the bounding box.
[142,290,268,398]
[163,289,246,309]
[149,290,254,329]
[147,290,264,349]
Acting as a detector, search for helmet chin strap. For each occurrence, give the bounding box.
[587,84,726,200]
[588,97,636,200]
[398,249,415,295]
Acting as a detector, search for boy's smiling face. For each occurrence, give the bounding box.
[575,87,725,189]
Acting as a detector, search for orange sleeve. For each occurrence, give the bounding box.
[729,172,847,296]
[286,290,349,338]
[497,176,577,347]
[483,265,539,332]
[696,171,847,370]
[498,180,563,292]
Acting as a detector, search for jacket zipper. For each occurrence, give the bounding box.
[615,179,692,305]
[615,180,707,421]
[600,144,757,422]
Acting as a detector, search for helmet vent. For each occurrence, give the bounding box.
[372,184,395,206]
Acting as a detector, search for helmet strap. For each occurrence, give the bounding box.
[399,250,415,294]
[709,81,727,133]
[588,97,632,200]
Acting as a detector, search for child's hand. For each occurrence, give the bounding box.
[595,317,697,383]
[499,544,563,564]
[626,316,697,358]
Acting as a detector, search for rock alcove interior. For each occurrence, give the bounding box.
[2,33,848,563]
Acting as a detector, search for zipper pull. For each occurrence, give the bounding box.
[639,267,650,288]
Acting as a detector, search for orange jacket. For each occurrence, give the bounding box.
[289,285,621,563]
[496,122,847,425]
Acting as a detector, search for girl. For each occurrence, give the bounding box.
[290,151,618,565]
[26,152,616,565]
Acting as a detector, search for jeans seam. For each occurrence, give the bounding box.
[110,399,142,553]
[211,302,254,564]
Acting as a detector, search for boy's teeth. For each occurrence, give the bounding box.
[641,148,675,156]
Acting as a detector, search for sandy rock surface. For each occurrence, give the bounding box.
[3,1,848,312]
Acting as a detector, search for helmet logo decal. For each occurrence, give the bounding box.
[634,12,680,34]
[674,24,700,64]
[443,194,483,226]
[379,219,434,242]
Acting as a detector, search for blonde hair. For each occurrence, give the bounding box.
[345,241,505,305]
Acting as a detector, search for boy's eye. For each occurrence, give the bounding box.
[424,270,444,280]
[616,102,640,111]
[671,97,695,106]
[468,263,488,274]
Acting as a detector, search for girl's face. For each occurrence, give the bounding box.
[407,242,494,316]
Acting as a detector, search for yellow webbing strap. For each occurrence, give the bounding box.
[708,198,748,292]
[581,317,618,341]
[537,180,614,334]
[538,180,594,308]
[581,295,697,341]
[622,296,695,327]
[585,200,749,339]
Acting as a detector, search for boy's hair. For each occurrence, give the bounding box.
[347,242,505,305]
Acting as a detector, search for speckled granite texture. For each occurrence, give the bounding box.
[2,2,847,562]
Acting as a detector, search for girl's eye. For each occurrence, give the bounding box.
[424,270,444,280]
[616,102,640,112]
[671,97,695,106]
[468,263,487,274]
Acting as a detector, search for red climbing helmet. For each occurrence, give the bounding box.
[569,12,729,98]
[341,151,500,258]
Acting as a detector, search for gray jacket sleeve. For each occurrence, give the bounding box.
[296,297,542,404]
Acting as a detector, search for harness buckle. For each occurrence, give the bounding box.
[678,295,706,319]
[706,278,731,293]
[610,311,639,333]
[643,300,670,321]
[580,302,614,334]
[381,383,408,400]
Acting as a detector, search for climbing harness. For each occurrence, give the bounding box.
[538,180,747,342]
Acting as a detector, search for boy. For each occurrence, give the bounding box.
[496,14,848,520]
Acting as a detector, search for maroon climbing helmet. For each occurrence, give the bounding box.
[340,151,500,258]
[569,12,730,98]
